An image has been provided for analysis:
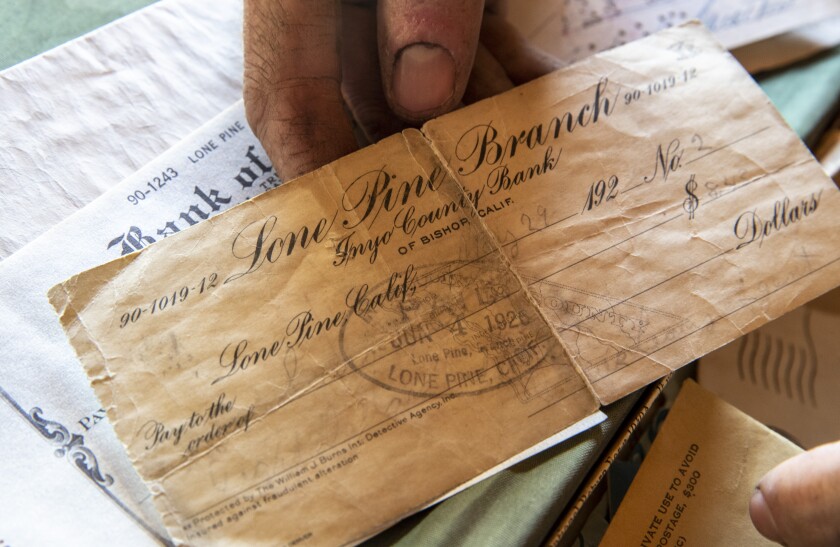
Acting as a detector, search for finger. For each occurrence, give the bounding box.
[243,0,358,180]
[750,440,840,547]
[462,43,513,105]
[377,0,485,123]
[340,3,406,144]
[479,10,564,84]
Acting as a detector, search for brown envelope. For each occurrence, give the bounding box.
[600,380,801,546]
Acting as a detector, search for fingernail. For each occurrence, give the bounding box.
[393,44,455,116]
[750,486,785,545]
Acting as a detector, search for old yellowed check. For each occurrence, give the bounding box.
[50,23,840,545]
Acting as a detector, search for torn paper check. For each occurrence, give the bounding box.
[49,23,840,545]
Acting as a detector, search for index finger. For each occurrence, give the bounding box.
[243,0,358,180]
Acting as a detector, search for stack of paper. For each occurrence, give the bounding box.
[49,23,840,545]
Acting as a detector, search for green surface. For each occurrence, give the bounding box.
[0,0,157,70]
[364,393,641,547]
[757,45,840,145]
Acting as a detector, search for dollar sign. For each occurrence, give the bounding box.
[683,174,699,220]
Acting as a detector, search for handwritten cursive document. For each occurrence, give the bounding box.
[508,0,840,65]
[50,23,840,545]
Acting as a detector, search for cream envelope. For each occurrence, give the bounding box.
[600,380,801,546]
[700,287,840,449]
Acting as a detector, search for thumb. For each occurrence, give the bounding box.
[377,0,485,123]
[750,440,840,547]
